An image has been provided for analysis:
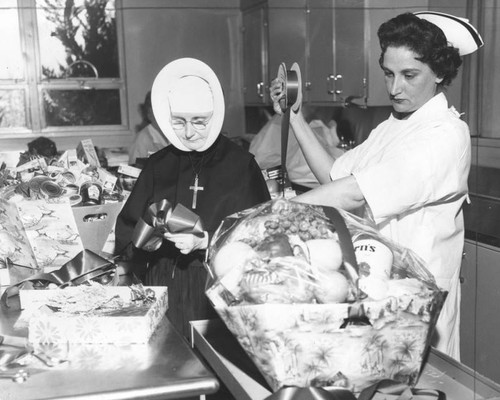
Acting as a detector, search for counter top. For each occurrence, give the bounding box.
[0,302,219,400]
[191,319,500,400]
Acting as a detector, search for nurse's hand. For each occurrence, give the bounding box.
[270,78,301,122]
[164,231,209,255]
[270,78,285,116]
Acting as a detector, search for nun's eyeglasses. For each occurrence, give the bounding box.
[171,118,210,131]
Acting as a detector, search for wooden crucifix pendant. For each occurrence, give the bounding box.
[189,174,204,209]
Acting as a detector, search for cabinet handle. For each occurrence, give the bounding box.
[257,82,264,98]
[327,74,343,95]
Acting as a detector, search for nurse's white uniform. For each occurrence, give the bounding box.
[331,93,471,360]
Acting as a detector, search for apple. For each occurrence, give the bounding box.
[306,238,343,271]
[211,241,258,279]
[313,270,349,303]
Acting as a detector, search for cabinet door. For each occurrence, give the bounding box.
[459,240,477,369]
[243,7,269,105]
[333,1,366,105]
[472,243,500,383]
[267,6,307,97]
[307,6,335,103]
[308,1,366,104]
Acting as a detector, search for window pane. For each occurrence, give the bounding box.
[0,90,27,128]
[37,0,119,79]
[43,89,121,126]
[0,2,23,80]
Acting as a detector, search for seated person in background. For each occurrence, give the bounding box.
[249,105,344,189]
[17,136,58,166]
[115,58,270,339]
[129,91,170,165]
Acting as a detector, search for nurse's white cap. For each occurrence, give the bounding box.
[151,58,225,152]
[414,11,484,56]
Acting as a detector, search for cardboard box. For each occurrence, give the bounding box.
[77,138,101,167]
[21,286,168,344]
[72,202,124,254]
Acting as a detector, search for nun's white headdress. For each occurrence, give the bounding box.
[151,58,225,152]
[414,11,484,56]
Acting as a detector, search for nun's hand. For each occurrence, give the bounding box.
[164,232,209,255]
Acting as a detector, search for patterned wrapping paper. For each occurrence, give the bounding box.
[20,286,168,344]
[213,291,445,393]
[0,199,39,285]
[205,199,447,393]
[16,198,84,272]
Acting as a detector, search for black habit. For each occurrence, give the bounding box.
[115,135,270,338]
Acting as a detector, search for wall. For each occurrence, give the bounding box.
[121,0,244,147]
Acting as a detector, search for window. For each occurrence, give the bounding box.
[0,0,126,139]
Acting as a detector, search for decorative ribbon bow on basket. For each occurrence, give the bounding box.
[132,199,204,252]
[264,380,446,400]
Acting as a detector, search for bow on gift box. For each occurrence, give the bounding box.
[132,199,205,252]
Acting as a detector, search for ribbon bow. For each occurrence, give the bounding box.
[132,199,204,252]
[264,386,356,400]
[1,249,117,309]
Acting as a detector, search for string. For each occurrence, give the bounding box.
[188,152,205,177]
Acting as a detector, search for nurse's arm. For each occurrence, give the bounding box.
[290,112,336,184]
[292,175,366,211]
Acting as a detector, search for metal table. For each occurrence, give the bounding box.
[0,299,219,400]
[191,319,500,400]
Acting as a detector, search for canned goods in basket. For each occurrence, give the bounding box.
[80,181,103,205]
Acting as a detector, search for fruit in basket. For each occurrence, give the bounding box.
[255,233,293,259]
[240,256,316,304]
[305,238,342,271]
[313,269,349,303]
[212,241,259,279]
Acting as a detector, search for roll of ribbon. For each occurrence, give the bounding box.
[275,62,303,196]
[40,180,63,198]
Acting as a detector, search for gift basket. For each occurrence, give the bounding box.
[205,198,447,394]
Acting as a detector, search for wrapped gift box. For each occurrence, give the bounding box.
[20,286,168,344]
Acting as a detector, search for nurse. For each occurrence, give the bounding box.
[271,12,483,360]
[115,58,270,339]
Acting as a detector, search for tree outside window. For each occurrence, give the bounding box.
[0,0,125,134]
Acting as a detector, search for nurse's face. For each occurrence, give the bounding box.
[381,46,443,114]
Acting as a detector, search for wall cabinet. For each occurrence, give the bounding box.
[242,0,466,108]
[242,4,269,105]
[460,239,500,384]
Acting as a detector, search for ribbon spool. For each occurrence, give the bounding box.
[276,62,302,196]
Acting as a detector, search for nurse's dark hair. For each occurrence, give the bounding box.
[377,12,462,87]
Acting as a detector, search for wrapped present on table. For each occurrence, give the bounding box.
[205,199,446,394]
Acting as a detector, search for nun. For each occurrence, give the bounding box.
[115,58,270,339]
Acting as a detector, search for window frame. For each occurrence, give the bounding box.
[0,0,128,142]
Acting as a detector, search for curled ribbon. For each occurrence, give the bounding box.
[1,250,117,309]
[132,199,205,252]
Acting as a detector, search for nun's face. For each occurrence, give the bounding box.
[168,77,214,151]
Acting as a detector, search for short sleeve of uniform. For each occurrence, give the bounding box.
[336,117,470,223]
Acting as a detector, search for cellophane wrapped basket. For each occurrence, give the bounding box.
[205,199,446,393]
